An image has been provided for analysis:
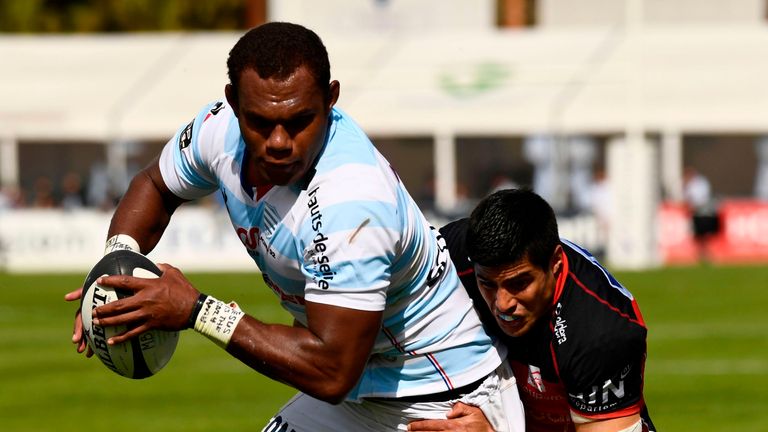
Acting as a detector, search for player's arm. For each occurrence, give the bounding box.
[107,158,188,253]
[65,158,187,355]
[92,270,381,404]
[227,300,381,403]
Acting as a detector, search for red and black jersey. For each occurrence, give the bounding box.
[440,219,656,432]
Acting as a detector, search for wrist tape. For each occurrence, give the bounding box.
[192,294,245,348]
[104,234,141,255]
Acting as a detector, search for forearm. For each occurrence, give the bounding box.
[227,316,360,403]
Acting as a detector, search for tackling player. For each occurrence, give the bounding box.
[65,22,524,431]
[409,189,656,432]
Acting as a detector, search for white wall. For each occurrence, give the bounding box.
[0,208,255,273]
[268,0,496,34]
[538,0,765,28]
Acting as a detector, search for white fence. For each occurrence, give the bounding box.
[0,208,254,273]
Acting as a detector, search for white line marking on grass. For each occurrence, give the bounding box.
[649,323,768,340]
[650,358,768,375]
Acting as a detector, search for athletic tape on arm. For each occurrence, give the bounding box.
[104,234,141,255]
[192,294,245,348]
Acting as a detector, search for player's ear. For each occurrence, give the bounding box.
[327,80,340,111]
[225,84,239,118]
[550,244,564,275]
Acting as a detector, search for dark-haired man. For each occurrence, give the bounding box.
[409,189,656,432]
[66,22,523,431]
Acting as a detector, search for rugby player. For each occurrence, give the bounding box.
[409,189,656,432]
[66,22,524,431]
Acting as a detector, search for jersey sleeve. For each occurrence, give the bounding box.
[158,101,225,200]
[558,309,648,420]
[299,171,402,312]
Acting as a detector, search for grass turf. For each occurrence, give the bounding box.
[0,265,766,431]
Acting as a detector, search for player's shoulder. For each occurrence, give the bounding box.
[194,100,237,134]
[560,240,640,316]
[551,302,647,417]
[552,242,648,416]
[178,99,240,156]
[556,242,646,350]
[308,110,399,201]
[316,107,380,171]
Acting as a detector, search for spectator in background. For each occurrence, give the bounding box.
[523,134,597,214]
[523,134,561,210]
[60,172,85,210]
[0,185,25,210]
[32,176,56,208]
[589,168,611,249]
[683,166,711,211]
[683,166,717,257]
[86,162,114,210]
[754,136,768,200]
[567,136,597,214]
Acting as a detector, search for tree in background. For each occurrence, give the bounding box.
[0,0,266,33]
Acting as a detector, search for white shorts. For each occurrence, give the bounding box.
[261,362,524,432]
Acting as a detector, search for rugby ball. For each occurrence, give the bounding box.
[80,250,179,379]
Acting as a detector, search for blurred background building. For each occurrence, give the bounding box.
[2,0,768,271]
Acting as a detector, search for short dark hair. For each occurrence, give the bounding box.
[467,189,560,270]
[227,22,331,100]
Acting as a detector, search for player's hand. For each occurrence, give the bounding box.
[407,403,493,432]
[91,263,199,345]
[64,287,93,357]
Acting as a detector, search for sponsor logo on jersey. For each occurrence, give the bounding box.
[568,367,631,413]
[210,101,224,115]
[620,364,633,381]
[203,101,225,122]
[236,225,277,258]
[237,226,260,250]
[553,304,567,344]
[307,186,335,290]
[179,119,193,150]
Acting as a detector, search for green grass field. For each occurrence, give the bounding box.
[1,265,766,431]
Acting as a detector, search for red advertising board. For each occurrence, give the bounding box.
[706,200,768,264]
[657,202,699,265]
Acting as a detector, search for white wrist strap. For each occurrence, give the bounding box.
[193,295,245,348]
[104,234,141,255]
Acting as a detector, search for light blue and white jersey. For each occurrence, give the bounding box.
[159,101,504,400]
